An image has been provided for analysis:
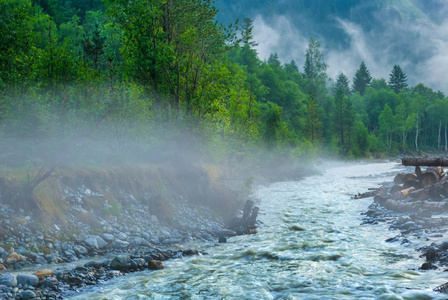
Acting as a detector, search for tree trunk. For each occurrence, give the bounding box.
[445,120,447,152]
[415,112,419,151]
[439,119,442,150]
[402,157,448,166]
[419,167,443,187]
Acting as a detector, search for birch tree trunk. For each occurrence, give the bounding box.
[415,112,419,151]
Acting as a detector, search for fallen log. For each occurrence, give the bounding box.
[419,167,443,187]
[375,198,448,213]
[353,186,386,199]
[391,187,416,200]
[403,180,422,190]
[402,157,448,166]
[404,173,418,182]
[390,185,404,194]
[394,173,406,184]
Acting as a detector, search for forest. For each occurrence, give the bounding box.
[1,0,447,170]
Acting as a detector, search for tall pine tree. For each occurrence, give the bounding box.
[334,72,351,97]
[388,64,408,94]
[352,61,372,96]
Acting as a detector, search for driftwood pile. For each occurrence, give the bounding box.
[230,200,259,235]
[357,157,448,213]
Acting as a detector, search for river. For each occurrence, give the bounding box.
[69,161,448,299]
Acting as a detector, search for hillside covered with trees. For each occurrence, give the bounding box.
[1,0,447,171]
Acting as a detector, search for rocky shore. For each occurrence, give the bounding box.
[0,248,203,299]
[0,165,250,299]
[358,164,448,293]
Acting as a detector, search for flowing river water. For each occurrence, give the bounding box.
[69,161,448,299]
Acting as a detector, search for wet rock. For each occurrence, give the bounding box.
[110,255,131,271]
[148,260,164,270]
[427,247,437,261]
[34,256,47,265]
[7,252,20,261]
[16,274,39,287]
[183,249,199,256]
[201,233,212,241]
[218,236,227,243]
[112,240,129,249]
[94,236,108,249]
[441,242,448,250]
[5,257,17,265]
[162,238,181,245]
[34,270,54,278]
[67,276,83,286]
[0,274,17,287]
[117,232,127,241]
[41,277,59,290]
[0,248,4,256]
[84,261,101,269]
[133,258,145,268]
[131,237,150,247]
[18,290,36,300]
[0,265,5,271]
[385,237,399,243]
[421,262,434,270]
[73,245,88,255]
[102,233,114,243]
[84,237,99,249]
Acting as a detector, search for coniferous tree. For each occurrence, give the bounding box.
[388,64,408,94]
[334,72,351,97]
[268,53,281,69]
[352,61,372,96]
[333,86,345,147]
[241,17,258,47]
[303,38,327,96]
[303,38,327,81]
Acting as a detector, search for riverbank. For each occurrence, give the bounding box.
[0,157,314,298]
[358,161,448,293]
[0,161,246,298]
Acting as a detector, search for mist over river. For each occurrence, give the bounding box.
[69,161,448,299]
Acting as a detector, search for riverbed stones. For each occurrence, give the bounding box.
[18,290,36,300]
[102,233,114,243]
[147,260,163,270]
[110,255,131,270]
[16,274,38,287]
[0,274,17,287]
[34,270,54,278]
[84,237,99,249]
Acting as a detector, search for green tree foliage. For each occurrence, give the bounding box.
[0,0,38,91]
[2,0,448,165]
[303,38,328,96]
[334,72,351,97]
[388,64,408,93]
[305,97,322,144]
[352,61,372,96]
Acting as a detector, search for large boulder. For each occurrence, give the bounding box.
[0,274,17,287]
[112,240,129,249]
[16,274,39,287]
[94,236,108,249]
[102,233,115,243]
[84,237,99,249]
[110,255,131,271]
[18,290,36,300]
[148,260,164,270]
[73,245,88,255]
